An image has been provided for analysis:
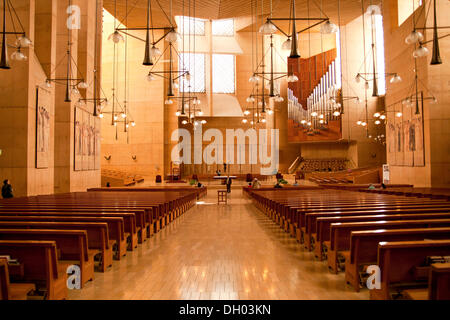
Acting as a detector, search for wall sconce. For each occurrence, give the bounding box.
[132,155,137,161]
[104,155,111,161]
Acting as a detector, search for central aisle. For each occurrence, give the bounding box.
[68,190,369,300]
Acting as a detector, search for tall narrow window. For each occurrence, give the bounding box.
[374,13,386,95]
[212,54,235,94]
[398,0,423,26]
[179,53,206,93]
[177,16,205,35]
[212,19,234,36]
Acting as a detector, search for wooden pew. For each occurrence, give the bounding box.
[404,263,450,300]
[312,210,450,259]
[0,221,112,272]
[0,258,35,300]
[0,229,95,286]
[0,207,141,248]
[327,219,450,274]
[344,227,450,291]
[370,240,450,300]
[0,215,127,259]
[0,240,67,300]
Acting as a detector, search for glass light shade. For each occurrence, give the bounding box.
[172,82,179,89]
[275,96,284,102]
[333,111,341,117]
[190,114,195,119]
[356,97,361,104]
[254,113,259,117]
[374,112,381,118]
[319,114,324,119]
[405,30,424,44]
[201,120,207,124]
[402,98,412,107]
[113,122,117,127]
[366,5,381,16]
[364,81,370,89]
[259,21,277,34]
[147,73,156,81]
[98,113,104,118]
[261,119,267,123]
[267,109,274,115]
[396,112,403,117]
[431,97,438,104]
[390,74,402,84]
[375,120,381,125]
[198,111,204,116]
[379,115,386,120]
[77,81,89,89]
[361,121,367,127]
[113,115,118,121]
[355,74,361,83]
[165,30,181,43]
[165,99,173,105]
[249,75,259,83]
[311,111,318,117]
[244,110,250,116]
[44,80,52,88]
[357,120,362,125]
[16,36,32,48]
[126,124,129,129]
[319,119,324,124]
[11,50,27,61]
[175,111,181,116]
[320,21,338,34]
[282,38,295,51]
[184,73,191,81]
[242,119,248,123]
[246,97,255,103]
[307,122,312,126]
[72,87,80,95]
[194,121,199,126]
[121,112,126,118]
[250,121,254,125]
[300,120,307,124]
[181,120,188,125]
[413,45,429,58]
[287,74,299,82]
[150,45,162,57]
[108,31,124,43]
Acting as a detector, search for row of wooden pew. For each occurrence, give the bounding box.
[245,187,450,300]
[307,167,381,184]
[0,188,203,300]
[101,169,145,187]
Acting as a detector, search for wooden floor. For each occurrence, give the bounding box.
[68,191,369,300]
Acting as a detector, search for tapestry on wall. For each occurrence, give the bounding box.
[75,107,101,171]
[386,98,425,167]
[35,87,51,169]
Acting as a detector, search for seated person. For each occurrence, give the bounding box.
[274,182,283,189]
[197,182,203,188]
[216,169,221,176]
[252,178,262,189]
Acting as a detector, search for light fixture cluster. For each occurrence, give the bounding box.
[0,0,32,69]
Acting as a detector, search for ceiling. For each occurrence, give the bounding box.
[103,0,379,31]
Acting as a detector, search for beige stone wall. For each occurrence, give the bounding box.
[0,0,100,196]
[100,10,165,178]
[383,0,450,187]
